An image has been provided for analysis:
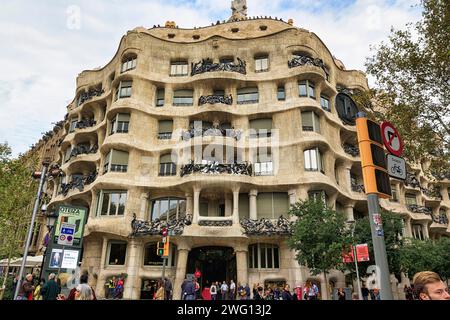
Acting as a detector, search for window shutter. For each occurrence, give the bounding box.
[117,113,130,122]
[239,194,250,219]
[111,150,129,165]
[174,89,193,97]
[160,154,173,163]
[159,120,173,133]
[314,112,321,132]
[257,193,273,218]
[302,112,313,128]
[272,193,289,218]
[250,118,272,130]
[237,87,258,95]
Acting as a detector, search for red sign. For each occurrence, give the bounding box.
[355,244,370,262]
[380,121,403,156]
[194,269,202,278]
[342,246,354,263]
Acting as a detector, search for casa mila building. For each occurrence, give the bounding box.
[44,1,450,299]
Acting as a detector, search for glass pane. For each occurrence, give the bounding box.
[118,193,126,215]
[260,246,266,268]
[299,83,307,96]
[144,244,163,265]
[311,150,318,170]
[110,193,119,215]
[151,201,159,221]
[109,243,126,265]
[159,199,169,220]
[304,150,311,170]
[308,84,315,98]
[267,247,273,268]
[274,247,279,268]
[168,199,178,220]
[101,193,110,215]
[249,246,253,268]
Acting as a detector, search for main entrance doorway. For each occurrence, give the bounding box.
[187,246,236,288]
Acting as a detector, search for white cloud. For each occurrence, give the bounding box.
[0,0,422,155]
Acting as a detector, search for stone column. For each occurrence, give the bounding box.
[288,189,297,205]
[192,187,201,224]
[297,185,309,201]
[422,222,430,239]
[124,239,140,299]
[139,193,148,220]
[172,244,191,300]
[225,193,233,217]
[404,218,413,238]
[97,236,109,298]
[344,204,355,222]
[328,193,338,210]
[232,188,240,224]
[249,189,258,220]
[185,192,193,217]
[235,248,248,286]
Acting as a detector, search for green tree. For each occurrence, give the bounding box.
[346,211,405,281]
[288,199,351,299]
[399,237,450,282]
[364,0,450,178]
[0,142,39,299]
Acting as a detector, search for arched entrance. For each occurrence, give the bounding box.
[187,247,236,288]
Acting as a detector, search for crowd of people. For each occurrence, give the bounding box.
[105,275,125,299]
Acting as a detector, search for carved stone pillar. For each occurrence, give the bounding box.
[249,189,258,220]
[232,188,240,224]
[139,193,149,220]
[172,245,191,300]
[192,187,201,224]
[344,204,355,222]
[97,236,109,298]
[422,222,430,239]
[405,218,413,238]
[124,239,140,299]
[235,248,248,286]
[288,189,297,205]
[185,193,193,217]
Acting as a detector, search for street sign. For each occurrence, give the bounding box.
[58,222,76,246]
[355,244,370,262]
[386,154,406,180]
[380,121,403,156]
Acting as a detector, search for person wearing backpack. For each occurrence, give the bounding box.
[210,281,217,300]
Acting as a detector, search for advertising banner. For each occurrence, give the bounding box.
[54,205,87,247]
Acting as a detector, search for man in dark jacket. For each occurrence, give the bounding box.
[16,274,34,300]
[164,277,173,300]
[41,273,60,300]
[183,278,196,300]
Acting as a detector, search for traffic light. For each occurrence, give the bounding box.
[356,116,391,198]
[161,227,168,237]
[163,237,170,257]
[156,242,164,256]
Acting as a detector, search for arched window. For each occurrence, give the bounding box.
[335,93,358,125]
[143,243,177,266]
[248,244,280,269]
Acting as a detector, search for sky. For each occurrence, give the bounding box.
[0,0,422,156]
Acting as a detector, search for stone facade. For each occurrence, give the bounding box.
[43,16,450,300]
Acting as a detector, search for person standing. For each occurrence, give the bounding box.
[281,284,293,300]
[41,273,60,300]
[361,283,369,300]
[164,277,173,300]
[67,273,97,300]
[245,283,251,300]
[337,288,346,301]
[210,281,217,300]
[107,276,116,299]
[312,282,319,300]
[183,278,196,300]
[155,280,165,300]
[16,274,35,300]
[221,281,229,300]
[114,276,124,299]
[33,279,45,300]
[74,284,94,300]
[229,280,236,300]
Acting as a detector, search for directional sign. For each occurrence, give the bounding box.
[380,121,403,156]
[386,154,406,180]
[58,222,76,246]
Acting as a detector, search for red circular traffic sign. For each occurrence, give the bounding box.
[380,121,403,156]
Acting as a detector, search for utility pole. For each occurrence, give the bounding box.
[14,161,49,300]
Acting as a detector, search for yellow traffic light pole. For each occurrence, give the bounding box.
[356,112,394,300]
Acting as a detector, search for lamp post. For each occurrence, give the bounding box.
[347,220,363,300]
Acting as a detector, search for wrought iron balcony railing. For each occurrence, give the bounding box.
[158,132,172,140]
[59,171,97,196]
[68,144,98,160]
[181,127,242,141]
[240,216,293,236]
[423,187,442,200]
[77,87,104,106]
[351,184,365,193]
[288,55,330,79]
[407,204,432,215]
[432,213,449,225]
[180,161,252,177]
[75,118,96,130]
[130,213,192,237]
[199,94,233,105]
[405,172,421,189]
[191,58,246,76]
[343,144,360,157]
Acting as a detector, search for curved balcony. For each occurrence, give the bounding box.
[240,216,293,236]
[191,58,246,76]
[75,118,97,130]
[181,127,242,141]
[288,55,330,81]
[199,94,233,106]
[342,144,360,157]
[180,161,252,177]
[59,171,98,196]
[130,214,192,237]
[198,216,233,227]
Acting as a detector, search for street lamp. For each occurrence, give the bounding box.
[347,220,363,300]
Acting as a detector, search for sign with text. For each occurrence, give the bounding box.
[57,223,76,246]
[61,250,79,269]
[355,244,370,262]
[54,205,87,248]
[387,154,406,180]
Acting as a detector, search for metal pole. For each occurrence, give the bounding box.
[367,194,393,300]
[14,164,48,300]
[353,245,362,300]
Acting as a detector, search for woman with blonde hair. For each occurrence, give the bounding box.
[75,283,94,300]
[155,280,165,300]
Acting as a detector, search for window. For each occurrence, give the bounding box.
[308,190,327,204]
[69,120,77,133]
[121,55,137,73]
[213,89,225,97]
[156,89,165,107]
[103,149,129,173]
[170,61,188,76]
[298,80,315,98]
[149,197,186,221]
[110,113,130,135]
[173,89,193,106]
[412,224,424,240]
[301,111,320,133]
[159,154,176,176]
[144,243,177,266]
[304,148,324,173]
[97,190,127,216]
[320,95,330,111]
[220,57,234,64]
[257,193,289,219]
[248,244,279,269]
[158,120,173,139]
[277,86,285,101]
[64,147,72,163]
[239,193,250,219]
[237,87,258,104]
[255,56,269,72]
[254,150,273,176]
[107,242,127,265]
[115,81,132,100]
[335,93,359,125]
[405,193,417,206]
[249,118,272,138]
[390,185,398,202]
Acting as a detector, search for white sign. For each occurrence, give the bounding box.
[61,250,79,269]
[387,154,406,180]
[58,222,76,246]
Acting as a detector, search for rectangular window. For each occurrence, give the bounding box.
[299,80,315,98]
[108,149,129,172]
[121,58,137,73]
[97,190,127,216]
[108,242,127,265]
[304,148,323,172]
[299,81,307,97]
[301,111,320,133]
[405,194,417,205]
[255,56,269,72]
[277,86,285,101]
[249,118,272,138]
[173,89,194,106]
[159,154,176,176]
[320,95,330,111]
[156,89,165,107]
[115,81,132,100]
[64,147,72,163]
[170,62,188,76]
[158,120,173,139]
[257,192,289,219]
[237,87,259,104]
[69,120,77,133]
[110,113,130,135]
[390,185,398,202]
[254,161,273,176]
